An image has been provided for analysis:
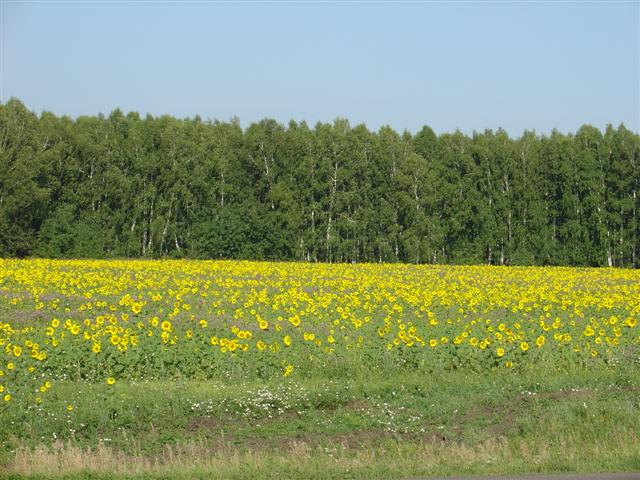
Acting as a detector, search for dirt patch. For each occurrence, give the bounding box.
[186,416,227,433]
[314,398,370,412]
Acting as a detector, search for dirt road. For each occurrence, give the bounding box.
[405,473,640,480]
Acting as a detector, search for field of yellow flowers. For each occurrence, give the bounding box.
[1,258,639,409]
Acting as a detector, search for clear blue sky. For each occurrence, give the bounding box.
[1,1,638,136]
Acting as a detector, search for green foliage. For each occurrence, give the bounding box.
[1,98,638,267]
[2,367,640,479]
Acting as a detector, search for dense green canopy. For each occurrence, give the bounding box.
[1,98,638,267]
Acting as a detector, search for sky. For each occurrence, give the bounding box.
[1,1,638,136]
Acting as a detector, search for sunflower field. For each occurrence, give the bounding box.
[1,258,639,412]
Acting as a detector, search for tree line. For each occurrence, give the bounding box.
[1,98,638,267]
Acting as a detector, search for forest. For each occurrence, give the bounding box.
[1,98,638,267]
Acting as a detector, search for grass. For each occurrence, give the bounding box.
[2,364,640,479]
